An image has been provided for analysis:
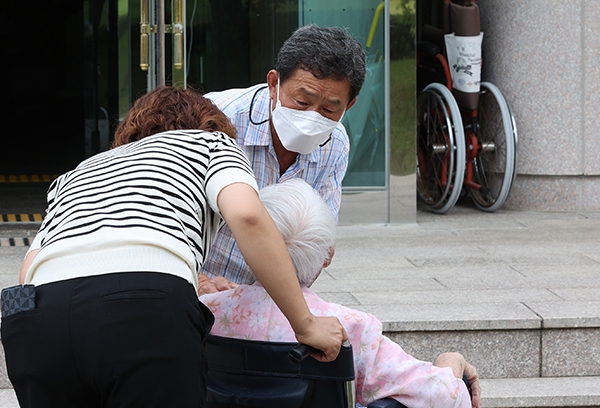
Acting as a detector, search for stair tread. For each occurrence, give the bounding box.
[2,377,600,408]
[481,376,600,407]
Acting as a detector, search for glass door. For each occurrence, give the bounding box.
[1,0,89,174]
[139,0,187,91]
[184,0,297,92]
[114,0,188,120]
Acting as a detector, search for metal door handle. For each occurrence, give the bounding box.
[140,0,149,70]
[172,0,184,70]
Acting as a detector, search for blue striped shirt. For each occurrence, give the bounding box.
[202,84,349,284]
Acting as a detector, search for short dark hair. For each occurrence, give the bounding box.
[276,25,367,101]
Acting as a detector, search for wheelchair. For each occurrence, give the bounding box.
[416,0,518,213]
[204,334,405,408]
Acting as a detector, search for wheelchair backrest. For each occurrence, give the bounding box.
[205,335,355,408]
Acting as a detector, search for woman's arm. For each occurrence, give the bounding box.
[217,182,347,362]
[19,249,39,284]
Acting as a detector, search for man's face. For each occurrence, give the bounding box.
[267,69,356,122]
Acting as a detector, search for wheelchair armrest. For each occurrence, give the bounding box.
[417,41,443,57]
[289,340,352,364]
[367,398,407,408]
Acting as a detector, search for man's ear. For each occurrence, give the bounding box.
[346,96,357,111]
[266,70,279,105]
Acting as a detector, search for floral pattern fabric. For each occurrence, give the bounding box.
[200,284,471,408]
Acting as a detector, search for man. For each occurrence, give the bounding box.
[200,24,366,286]
[200,179,481,408]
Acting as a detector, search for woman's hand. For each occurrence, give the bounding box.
[434,352,481,408]
[293,315,348,362]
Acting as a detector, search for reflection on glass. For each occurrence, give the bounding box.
[181,0,416,224]
[301,1,387,188]
[390,0,416,178]
[84,0,111,157]
[389,0,417,223]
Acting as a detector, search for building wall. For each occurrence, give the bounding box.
[479,0,600,211]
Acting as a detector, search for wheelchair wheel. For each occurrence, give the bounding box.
[469,82,517,212]
[417,83,466,214]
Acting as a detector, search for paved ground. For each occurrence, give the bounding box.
[316,202,600,329]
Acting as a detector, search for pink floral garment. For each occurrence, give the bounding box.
[200,284,471,408]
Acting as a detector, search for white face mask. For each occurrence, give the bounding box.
[271,78,344,154]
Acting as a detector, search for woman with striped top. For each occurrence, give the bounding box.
[1,87,347,408]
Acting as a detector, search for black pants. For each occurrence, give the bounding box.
[1,272,214,408]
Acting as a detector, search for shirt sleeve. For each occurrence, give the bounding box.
[205,132,259,214]
[352,314,471,408]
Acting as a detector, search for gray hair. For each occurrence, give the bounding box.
[259,179,336,287]
[276,24,367,101]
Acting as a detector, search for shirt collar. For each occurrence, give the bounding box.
[242,85,272,147]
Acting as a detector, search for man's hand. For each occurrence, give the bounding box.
[198,273,238,296]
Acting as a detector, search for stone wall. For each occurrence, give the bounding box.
[479,0,600,210]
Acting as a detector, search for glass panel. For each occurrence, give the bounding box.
[390,0,416,177]
[301,1,388,188]
[185,0,297,92]
[171,0,187,87]
[389,0,416,223]
[1,0,86,174]
[84,0,111,157]
[128,1,148,110]
[181,0,416,224]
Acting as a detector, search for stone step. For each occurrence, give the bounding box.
[480,376,600,408]
[316,287,600,379]
[374,300,600,379]
[2,377,599,408]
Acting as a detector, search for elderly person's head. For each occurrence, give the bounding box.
[259,179,335,287]
[112,86,237,148]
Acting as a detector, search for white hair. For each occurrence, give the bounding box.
[259,179,336,287]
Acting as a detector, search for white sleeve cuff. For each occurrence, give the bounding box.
[206,168,258,215]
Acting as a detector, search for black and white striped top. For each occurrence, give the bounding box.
[25,130,258,288]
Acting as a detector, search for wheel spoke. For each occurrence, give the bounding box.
[468,83,517,211]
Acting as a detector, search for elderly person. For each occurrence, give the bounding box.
[200,179,481,408]
[1,87,346,408]
[200,24,366,288]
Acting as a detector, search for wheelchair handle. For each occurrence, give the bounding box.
[289,340,351,364]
